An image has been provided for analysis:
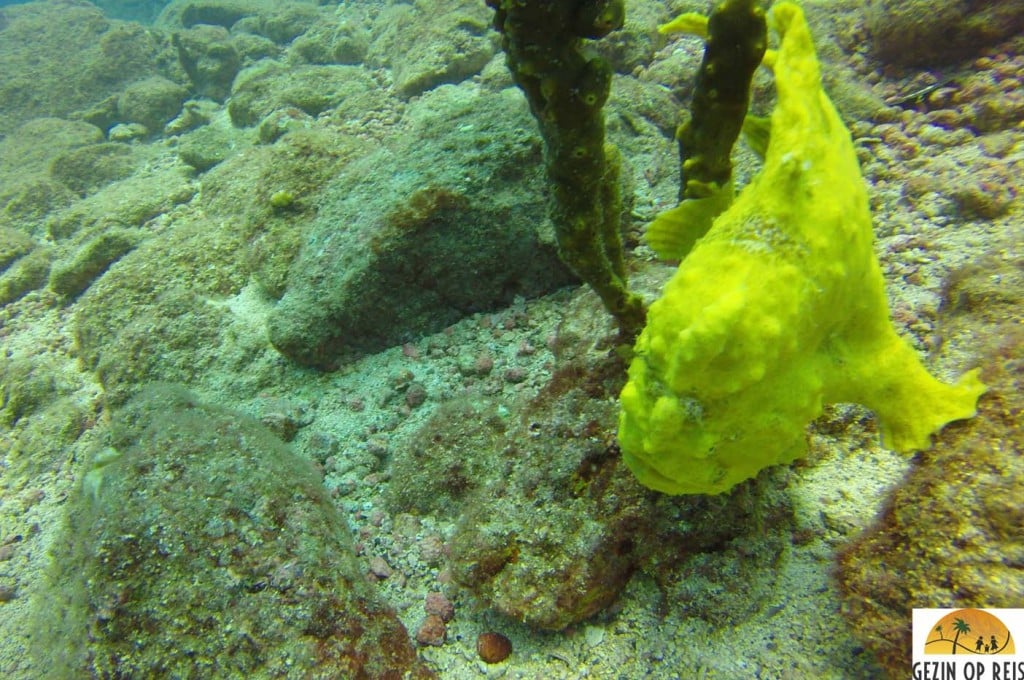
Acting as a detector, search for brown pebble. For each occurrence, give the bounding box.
[477,631,512,663]
[416,614,446,647]
[404,382,428,408]
[367,555,392,579]
[424,590,454,622]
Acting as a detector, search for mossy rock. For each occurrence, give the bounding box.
[0,357,58,428]
[49,228,141,299]
[866,0,1024,66]
[0,247,50,306]
[288,12,371,65]
[0,118,104,177]
[0,226,35,271]
[267,84,575,366]
[177,123,237,171]
[71,209,249,404]
[3,396,88,479]
[170,24,241,102]
[366,0,497,99]
[0,178,77,233]
[0,1,168,135]
[227,62,376,127]
[30,384,434,679]
[158,0,322,43]
[116,76,189,134]
[49,143,137,197]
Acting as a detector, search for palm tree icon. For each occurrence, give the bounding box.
[951,618,972,654]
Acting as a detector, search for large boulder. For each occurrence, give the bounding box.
[267,84,576,367]
[30,385,435,679]
[866,0,1024,66]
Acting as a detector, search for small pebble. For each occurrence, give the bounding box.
[424,591,455,622]
[416,614,446,647]
[368,556,392,579]
[405,383,428,408]
[418,534,446,564]
[477,631,512,663]
[503,367,528,383]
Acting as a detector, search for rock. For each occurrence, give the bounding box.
[158,0,321,44]
[171,24,241,102]
[49,229,141,299]
[476,632,512,664]
[89,0,165,23]
[0,248,50,306]
[0,178,76,233]
[866,0,1024,66]
[0,226,35,272]
[177,124,236,171]
[415,614,447,647]
[48,143,137,197]
[71,211,248,405]
[227,62,376,127]
[0,1,168,135]
[389,293,794,630]
[424,591,455,623]
[0,356,58,428]
[29,385,435,680]
[116,76,189,135]
[366,0,497,99]
[267,84,575,366]
[289,10,371,66]
[0,118,105,176]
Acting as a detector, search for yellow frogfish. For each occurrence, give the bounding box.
[617,2,985,495]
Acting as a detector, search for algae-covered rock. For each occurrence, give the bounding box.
[49,228,141,299]
[866,0,1024,66]
[45,161,195,241]
[89,0,166,24]
[177,123,237,171]
[30,385,434,680]
[69,124,357,403]
[0,1,169,135]
[116,76,189,134]
[71,215,244,405]
[367,0,497,99]
[0,247,50,306]
[170,24,241,102]
[49,143,138,197]
[0,118,106,233]
[0,356,58,428]
[289,10,371,66]
[389,293,793,631]
[0,226,35,271]
[267,84,575,367]
[0,178,77,232]
[0,118,105,177]
[227,62,376,127]
[158,0,321,43]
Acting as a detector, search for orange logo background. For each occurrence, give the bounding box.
[925,609,1015,655]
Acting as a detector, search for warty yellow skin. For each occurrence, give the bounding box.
[617,3,985,495]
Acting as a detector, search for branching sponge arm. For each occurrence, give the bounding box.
[486,0,645,339]
[645,0,766,261]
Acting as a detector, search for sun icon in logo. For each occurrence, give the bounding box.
[925,609,1015,655]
